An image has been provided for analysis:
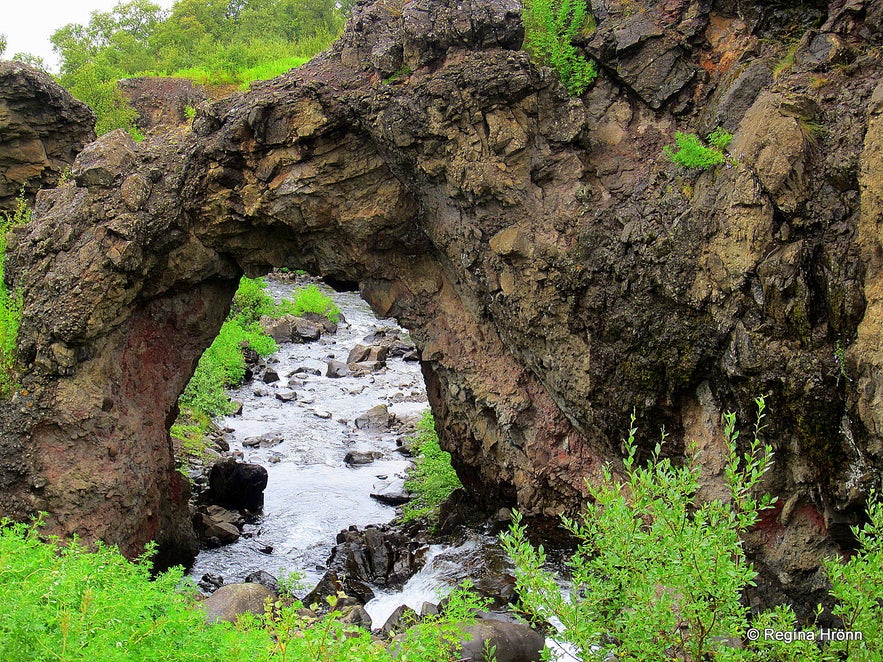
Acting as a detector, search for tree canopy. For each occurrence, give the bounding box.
[51,0,346,136]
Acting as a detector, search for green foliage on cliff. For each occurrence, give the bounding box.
[0,34,6,58]
[663,128,733,170]
[502,399,776,660]
[0,197,29,399]
[178,277,277,420]
[522,0,597,96]
[52,0,346,136]
[0,517,488,662]
[402,410,463,522]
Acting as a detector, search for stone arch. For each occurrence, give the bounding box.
[1,0,882,617]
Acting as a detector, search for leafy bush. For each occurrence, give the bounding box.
[663,128,733,170]
[522,0,597,96]
[502,398,776,661]
[0,519,490,662]
[402,410,463,522]
[0,518,267,662]
[277,283,341,323]
[0,196,30,399]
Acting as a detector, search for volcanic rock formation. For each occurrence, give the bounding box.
[2,0,883,612]
[0,61,96,212]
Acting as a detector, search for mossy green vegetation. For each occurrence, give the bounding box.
[663,127,733,170]
[503,399,883,661]
[0,196,29,399]
[50,0,346,136]
[276,283,341,323]
[521,0,597,96]
[402,410,463,522]
[0,517,490,662]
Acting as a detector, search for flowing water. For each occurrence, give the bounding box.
[188,279,428,588]
[187,277,573,659]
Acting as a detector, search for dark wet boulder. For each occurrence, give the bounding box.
[459,618,545,662]
[208,459,268,511]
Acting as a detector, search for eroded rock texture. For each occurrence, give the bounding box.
[0,62,95,212]
[2,0,883,611]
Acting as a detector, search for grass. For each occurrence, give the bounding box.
[0,195,29,399]
[402,411,463,522]
[0,518,490,662]
[173,279,340,449]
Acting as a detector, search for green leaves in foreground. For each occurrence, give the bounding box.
[502,398,776,661]
[522,0,597,96]
[0,519,489,662]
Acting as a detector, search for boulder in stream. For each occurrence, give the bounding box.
[344,450,383,465]
[355,404,392,430]
[208,459,268,511]
[202,583,276,624]
[326,360,349,378]
[458,618,545,662]
[347,343,389,364]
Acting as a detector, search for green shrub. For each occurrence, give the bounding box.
[0,519,267,662]
[663,128,733,170]
[502,398,775,661]
[402,411,463,522]
[522,0,597,96]
[277,284,341,323]
[0,196,30,399]
[0,517,490,662]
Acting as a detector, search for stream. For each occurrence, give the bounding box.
[189,278,427,591]
[186,277,571,656]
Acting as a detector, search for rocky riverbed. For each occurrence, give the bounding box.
[188,277,428,590]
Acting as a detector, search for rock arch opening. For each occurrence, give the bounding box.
[2,0,883,616]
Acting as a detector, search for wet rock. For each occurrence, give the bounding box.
[202,583,275,624]
[344,450,383,465]
[340,604,373,629]
[293,318,324,341]
[326,360,350,378]
[208,459,268,511]
[242,433,284,448]
[275,389,297,402]
[193,504,244,545]
[304,570,345,609]
[370,486,413,506]
[314,410,333,419]
[402,350,420,362]
[262,367,280,383]
[244,570,279,593]
[459,618,545,662]
[294,366,322,376]
[253,386,269,397]
[347,343,389,364]
[379,604,418,636]
[330,525,421,589]
[350,361,387,376]
[198,573,225,592]
[420,602,439,618]
[355,404,392,430]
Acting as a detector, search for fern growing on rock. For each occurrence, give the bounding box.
[522,0,597,96]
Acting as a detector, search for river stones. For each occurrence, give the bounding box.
[355,404,392,430]
[344,450,383,465]
[458,619,545,662]
[347,343,389,364]
[326,360,349,377]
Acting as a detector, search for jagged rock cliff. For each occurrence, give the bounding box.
[0,62,95,212]
[2,0,882,612]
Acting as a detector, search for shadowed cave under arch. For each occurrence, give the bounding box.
[2,0,883,616]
